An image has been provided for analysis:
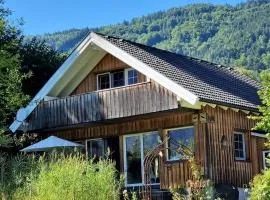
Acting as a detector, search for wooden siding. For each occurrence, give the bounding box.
[202,105,261,187]
[53,111,202,189]
[36,104,265,189]
[251,136,267,175]
[27,82,178,132]
[72,53,146,95]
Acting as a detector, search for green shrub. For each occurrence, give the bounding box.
[13,153,121,200]
[250,168,270,200]
[0,153,38,199]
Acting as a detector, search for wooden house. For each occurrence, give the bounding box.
[10,32,268,194]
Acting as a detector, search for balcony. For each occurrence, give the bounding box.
[27,82,179,131]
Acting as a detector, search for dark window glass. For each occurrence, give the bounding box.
[263,151,270,169]
[234,133,246,160]
[111,70,124,87]
[128,69,138,85]
[125,132,160,185]
[87,139,105,160]
[167,127,195,160]
[126,136,142,185]
[143,133,160,184]
[98,73,110,90]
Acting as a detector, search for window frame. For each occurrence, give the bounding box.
[166,126,195,162]
[125,68,138,85]
[97,72,111,90]
[262,150,270,169]
[111,70,125,88]
[97,68,143,91]
[233,132,246,161]
[123,131,160,187]
[85,138,105,159]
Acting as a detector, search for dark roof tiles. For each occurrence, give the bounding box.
[96,33,261,110]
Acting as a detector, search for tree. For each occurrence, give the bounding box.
[0,1,29,133]
[20,38,67,97]
[250,71,270,200]
[0,1,33,149]
[0,1,66,148]
[252,71,270,136]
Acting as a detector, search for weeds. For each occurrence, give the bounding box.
[0,152,121,200]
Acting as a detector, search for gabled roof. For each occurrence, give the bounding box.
[9,31,261,133]
[95,32,261,111]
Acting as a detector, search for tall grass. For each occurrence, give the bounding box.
[0,152,121,200]
[0,152,38,200]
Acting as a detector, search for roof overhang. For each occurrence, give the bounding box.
[10,31,200,133]
[251,132,268,138]
[90,32,199,105]
[10,34,106,132]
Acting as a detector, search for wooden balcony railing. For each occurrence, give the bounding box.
[27,82,178,131]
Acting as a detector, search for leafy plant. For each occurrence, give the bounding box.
[13,153,121,200]
[249,169,270,200]
[252,71,270,137]
[249,71,270,200]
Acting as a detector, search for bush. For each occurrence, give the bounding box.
[249,168,270,200]
[15,153,121,200]
[0,152,121,200]
[0,153,38,199]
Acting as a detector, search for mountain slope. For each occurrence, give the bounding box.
[33,0,270,70]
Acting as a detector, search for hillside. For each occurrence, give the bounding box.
[32,0,270,71]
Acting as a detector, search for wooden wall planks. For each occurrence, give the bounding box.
[72,53,146,95]
[51,111,204,190]
[33,102,266,189]
[251,136,267,175]
[27,82,178,131]
[202,105,267,187]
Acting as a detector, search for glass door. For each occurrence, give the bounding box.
[123,132,160,186]
[125,135,142,185]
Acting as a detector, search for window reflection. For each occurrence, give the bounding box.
[126,136,142,184]
[167,127,195,161]
[86,139,105,160]
[124,132,160,186]
[143,133,160,184]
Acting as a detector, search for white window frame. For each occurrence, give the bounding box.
[263,150,270,169]
[111,70,125,88]
[97,72,111,90]
[85,138,105,158]
[165,126,195,162]
[233,132,246,161]
[123,131,160,187]
[125,68,138,85]
[97,68,145,91]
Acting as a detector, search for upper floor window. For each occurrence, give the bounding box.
[97,73,110,90]
[126,69,138,85]
[111,70,125,87]
[234,132,246,160]
[167,126,195,161]
[97,68,139,90]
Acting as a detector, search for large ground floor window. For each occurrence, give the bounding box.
[166,126,195,161]
[123,132,160,186]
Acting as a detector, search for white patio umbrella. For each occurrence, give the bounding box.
[20,136,84,153]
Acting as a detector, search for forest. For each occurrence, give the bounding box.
[30,0,270,71]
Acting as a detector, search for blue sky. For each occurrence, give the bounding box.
[6,0,245,35]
